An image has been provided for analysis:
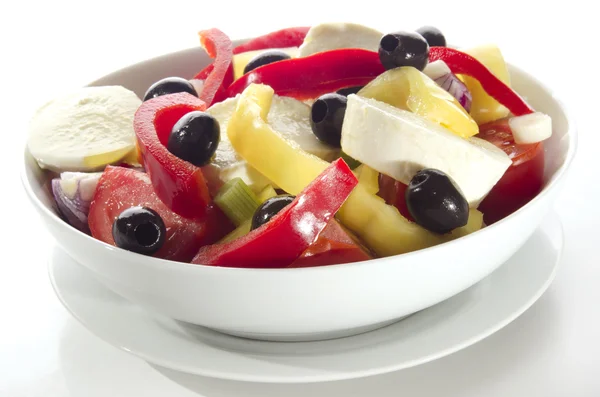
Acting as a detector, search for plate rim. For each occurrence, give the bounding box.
[48,214,564,383]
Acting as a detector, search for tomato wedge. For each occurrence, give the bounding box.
[477,119,545,224]
[289,220,372,268]
[89,166,232,262]
[377,174,414,221]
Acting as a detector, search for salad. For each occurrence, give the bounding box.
[27,23,552,268]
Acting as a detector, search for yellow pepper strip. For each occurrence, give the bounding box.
[228,85,327,195]
[358,67,479,139]
[257,184,278,203]
[227,83,483,257]
[459,44,511,125]
[354,164,379,195]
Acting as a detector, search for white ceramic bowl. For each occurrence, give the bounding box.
[23,42,577,342]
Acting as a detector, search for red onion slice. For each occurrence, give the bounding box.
[52,172,102,233]
[424,60,472,113]
[434,73,472,113]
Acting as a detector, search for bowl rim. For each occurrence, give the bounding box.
[21,45,579,275]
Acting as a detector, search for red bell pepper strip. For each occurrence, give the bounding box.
[193,27,310,103]
[227,49,386,100]
[232,26,310,54]
[192,29,233,105]
[134,92,211,219]
[191,158,358,268]
[194,27,310,78]
[429,47,535,116]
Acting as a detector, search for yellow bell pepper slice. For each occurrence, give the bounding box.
[358,67,479,138]
[227,83,483,257]
[257,184,278,203]
[459,44,511,125]
[354,164,379,195]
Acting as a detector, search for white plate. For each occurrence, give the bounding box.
[49,214,563,383]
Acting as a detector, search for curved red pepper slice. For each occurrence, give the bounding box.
[232,26,310,54]
[227,49,385,100]
[193,29,233,106]
[193,27,310,96]
[134,92,211,219]
[429,47,534,116]
[191,158,358,268]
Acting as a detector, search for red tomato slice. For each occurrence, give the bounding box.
[477,119,545,225]
[289,220,372,268]
[377,174,414,221]
[89,166,232,262]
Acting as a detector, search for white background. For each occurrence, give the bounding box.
[1,0,599,395]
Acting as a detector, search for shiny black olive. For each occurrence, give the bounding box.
[112,206,166,255]
[143,77,198,102]
[310,93,347,148]
[167,111,220,166]
[244,50,291,74]
[251,195,295,230]
[416,26,447,47]
[378,31,430,71]
[405,169,469,234]
[336,86,364,96]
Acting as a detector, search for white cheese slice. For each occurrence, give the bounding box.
[297,23,383,57]
[341,95,512,207]
[28,86,141,172]
[205,95,339,191]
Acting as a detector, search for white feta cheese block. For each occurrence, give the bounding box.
[27,86,141,172]
[205,95,340,191]
[509,112,553,144]
[341,95,512,207]
[298,22,383,57]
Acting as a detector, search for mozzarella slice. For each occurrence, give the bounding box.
[297,23,383,57]
[205,95,339,191]
[509,112,553,144]
[341,95,512,207]
[28,86,141,172]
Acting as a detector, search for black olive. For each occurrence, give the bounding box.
[251,195,295,230]
[244,50,291,74]
[336,86,364,96]
[143,77,198,102]
[340,151,361,170]
[167,111,220,166]
[405,169,469,234]
[112,206,166,255]
[416,26,447,47]
[310,93,347,148]
[378,31,430,71]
